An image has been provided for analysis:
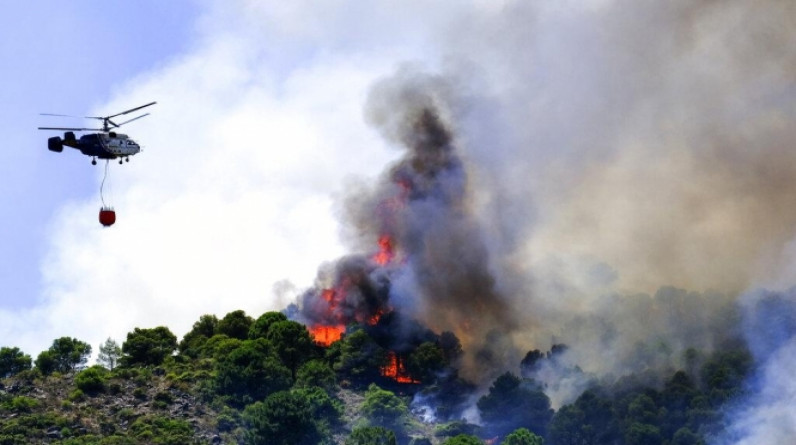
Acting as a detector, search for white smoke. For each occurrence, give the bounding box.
[717,289,796,444]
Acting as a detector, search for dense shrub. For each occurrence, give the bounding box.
[346,426,397,445]
[75,365,109,393]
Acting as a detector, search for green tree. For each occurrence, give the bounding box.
[700,348,753,404]
[672,427,701,445]
[296,359,337,392]
[202,334,241,359]
[346,426,397,445]
[362,383,408,430]
[243,390,329,445]
[248,311,288,339]
[178,314,218,358]
[97,338,122,370]
[407,342,446,383]
[75,365,109,393]
[293,385,344,429]
[128,415,194,444]
[217,310,253,340]
[121,326,177,366]
[477,372,553,438]
[504,428,544,445]
[441,434,482,445]
[35,337,92,374]
[267,320,316,379]
[334,329,387,384]
[625,422,662,445]
[660,371,698,438]
[214,339,292,406]
[549,390,618,445]
[0,347,31,378]
[439,331,463,363]
[34,350,57,375]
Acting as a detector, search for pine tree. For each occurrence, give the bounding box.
[97,337,122,370]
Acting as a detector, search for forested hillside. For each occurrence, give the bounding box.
[0,308,752,444]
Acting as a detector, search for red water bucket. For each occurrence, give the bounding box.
[99,207,116,227]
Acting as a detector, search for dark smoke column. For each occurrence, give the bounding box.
[358,71,518,378]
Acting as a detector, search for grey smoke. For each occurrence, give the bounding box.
[297,0,796,426]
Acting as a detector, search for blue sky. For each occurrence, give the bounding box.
[1,2,200,309]
[1,1,441,355]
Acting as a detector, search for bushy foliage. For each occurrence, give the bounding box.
[216,310,253,340]
[178,314,218,358]
[1,396,39,413]
[441,434,482,445]
[346,426,397,445]
[121,327,177,367]
[75,365,109,393]
[0,309,755,445]
[266,320,317,378]
[477,372,553,438]
[128,415,194,444]
[97,338,122,370]
[248,311,288,339]
[407,342,446,383]
[296,359,337,392]
[201,334,241,359]
[35,337,92,374]
[549,390,618,445]
[361,384,408,429]
[433,421,480,439]
[214,338,292,406]
[504,427,545,445]
[242,389,337,445]
[334,329,388,384]
[550,347,753,445]
[0,346,31,378]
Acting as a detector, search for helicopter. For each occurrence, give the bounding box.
[38,101,156,165]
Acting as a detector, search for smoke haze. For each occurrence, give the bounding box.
[10,0,793,442]
[300,0,796,437]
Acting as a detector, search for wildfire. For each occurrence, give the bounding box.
[309,325,345,347]
[372,235,395,266]
[368,308,385,325]
[380,351,420,384]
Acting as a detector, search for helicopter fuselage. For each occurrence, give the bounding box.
[50,131,141,160]
[39,100,155,164]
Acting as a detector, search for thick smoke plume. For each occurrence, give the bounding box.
[295,0,795,437]
[295,71,517,380]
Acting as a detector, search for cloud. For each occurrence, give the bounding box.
[2,0,458,356]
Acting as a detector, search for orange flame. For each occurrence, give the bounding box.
[372,235,395,266]
[368,308,385,325]
[309,325,345,347]
[380,351,420,384]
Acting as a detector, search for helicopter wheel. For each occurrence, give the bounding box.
[119,159,123,164]
[125,157,130,163]
[91,158,97,165]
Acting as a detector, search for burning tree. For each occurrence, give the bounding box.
[291,73,517,388]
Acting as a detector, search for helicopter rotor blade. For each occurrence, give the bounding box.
[40,113,83,118]
[115,113,150,127]
[105,101,157,120]
[38,127,101,131]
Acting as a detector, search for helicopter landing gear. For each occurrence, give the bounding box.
[119,159,123,164]
[125,157,130,163]
[91,158,97,165]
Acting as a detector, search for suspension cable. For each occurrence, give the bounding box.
[100,159,110,208]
